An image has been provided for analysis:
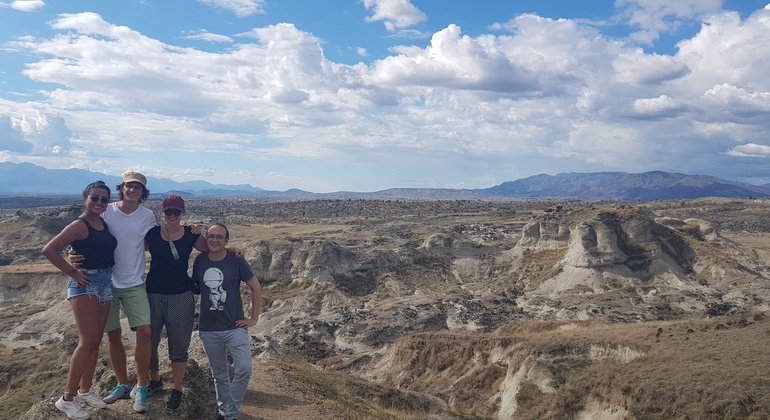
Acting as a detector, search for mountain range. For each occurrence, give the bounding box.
[1,161,769,202]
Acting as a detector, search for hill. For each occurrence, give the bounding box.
[2,162,769,203]
[476,171,770,200]
[0,162,275,196]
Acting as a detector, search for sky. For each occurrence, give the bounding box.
[0,0,769,193]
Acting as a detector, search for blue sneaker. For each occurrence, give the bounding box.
[103,383,131,404]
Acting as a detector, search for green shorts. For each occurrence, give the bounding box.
[105,283,151,333]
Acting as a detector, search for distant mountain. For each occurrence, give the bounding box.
[0,162,279,196]
[1,162,768,201]
[475,171,770,200]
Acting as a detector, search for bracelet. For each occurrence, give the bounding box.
[68,266,78,275]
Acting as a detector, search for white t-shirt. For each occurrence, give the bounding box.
[102,202,157,289]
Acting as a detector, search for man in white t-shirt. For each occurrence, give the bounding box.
[75,171,157,413]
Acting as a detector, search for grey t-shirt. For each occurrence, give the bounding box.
[192,251,255,332]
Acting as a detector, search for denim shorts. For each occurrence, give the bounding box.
[67,268,113,302]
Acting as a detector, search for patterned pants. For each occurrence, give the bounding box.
[148,291,195,372]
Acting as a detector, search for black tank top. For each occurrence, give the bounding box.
[71,217,118,269]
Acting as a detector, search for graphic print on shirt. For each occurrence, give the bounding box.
[203,267,227,311]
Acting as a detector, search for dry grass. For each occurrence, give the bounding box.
[0,262,56,274]
[352,316,770,419]
[0,304,51,332]
[0,221,31,236]
[494,315,770,419]
[722,233,770,250]
[277,358,433,420]
[0,327,76,418]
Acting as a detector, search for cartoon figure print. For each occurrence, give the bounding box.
[203,267,227,311]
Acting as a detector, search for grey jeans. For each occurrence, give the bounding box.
[200,328,252,420]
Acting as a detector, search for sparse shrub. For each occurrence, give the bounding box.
[516,382,545,411]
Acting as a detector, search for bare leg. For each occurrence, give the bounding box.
[67,296,109,394]
[171,362,187,390]
[134,324,151,387]
[107,328,128,384]
[78,300,111,393]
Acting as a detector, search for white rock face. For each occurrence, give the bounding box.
[562,222,628,268]
[248,239,361,283]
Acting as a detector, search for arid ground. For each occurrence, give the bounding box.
[2,197,770,419]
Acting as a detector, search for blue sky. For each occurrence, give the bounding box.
[1,0,769,193]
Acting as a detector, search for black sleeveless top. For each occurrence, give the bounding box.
[71,217,118,269]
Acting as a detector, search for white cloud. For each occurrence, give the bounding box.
[615,0,722,44]
[0,115,31,152]
[0,109,73,155]
[184,167,218,177]
[675,7,770,93]
[632,95,688,118]
[613,51,690,85]
[362,0,427,31]
[701,84,770,119]
[4,0,44,12]
[15,112,75,154]
[197,0,265,17]
[0,151,18,162]
[2,5,770,191]
[552,122,649,167]
[184,30,233,43]
[726,143,770,158]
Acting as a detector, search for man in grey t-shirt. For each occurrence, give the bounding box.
[192,223,261,420]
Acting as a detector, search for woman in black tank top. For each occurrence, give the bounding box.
[42,180,118,418]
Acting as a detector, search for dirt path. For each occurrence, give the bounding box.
[236,359,337,420]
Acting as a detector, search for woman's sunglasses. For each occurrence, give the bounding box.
[164,209,182,216]
[89,196,110,204]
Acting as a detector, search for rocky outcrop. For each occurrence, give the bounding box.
[325,330,649,420]
[247,239,361,284]
[5,198,770,419]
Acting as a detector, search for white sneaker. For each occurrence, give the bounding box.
[55,396,90,420]
[130,385,149,413]
[76,390,107,409]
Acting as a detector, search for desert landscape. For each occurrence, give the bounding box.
[2,197,770,419]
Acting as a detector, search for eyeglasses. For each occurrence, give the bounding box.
[206,234,227,240]
[88,196,110,204]
[164,209,182,216]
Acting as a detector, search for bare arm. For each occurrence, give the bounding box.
[235,276,262,329]
[42,220,90,285]
[193,234,208,252]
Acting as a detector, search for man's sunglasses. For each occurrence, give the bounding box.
[164,209,182,216]
[89,196,110,204]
